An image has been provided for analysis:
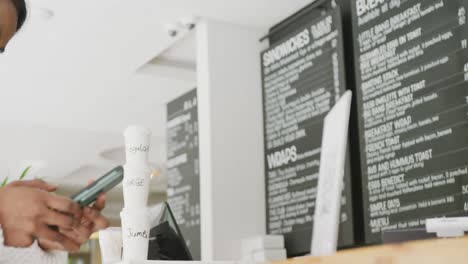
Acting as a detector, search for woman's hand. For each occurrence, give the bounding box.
[39,193,110,252]
[81,193,110,233]
[0,180,82,250]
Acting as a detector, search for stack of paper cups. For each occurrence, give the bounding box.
[121,126,152,261]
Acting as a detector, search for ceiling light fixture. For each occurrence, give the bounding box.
[163,16,200,38]
[180,16,199,30]
[164,22,180,37]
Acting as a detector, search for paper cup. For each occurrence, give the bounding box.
[99,227,123,264]
[120,209,150,261]
[124,126,151,165]
[123,165,151,208]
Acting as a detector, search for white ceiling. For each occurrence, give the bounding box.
[0,0,313,191]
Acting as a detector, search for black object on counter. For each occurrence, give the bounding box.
[147,202,193,261]
[382,228,436,244]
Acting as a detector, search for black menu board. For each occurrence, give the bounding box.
[262,5,354,256]
[351,0,468,243]
[166,89,201,259]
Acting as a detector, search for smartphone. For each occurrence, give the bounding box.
[71,166,124,207]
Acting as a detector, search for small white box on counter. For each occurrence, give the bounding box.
[241,235,284,255]
[241,249,287,263]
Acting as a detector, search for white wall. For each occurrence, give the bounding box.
[196,19,266,261]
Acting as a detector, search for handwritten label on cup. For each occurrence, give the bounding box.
[124,178,146,187]
[127,144,149,154]
[126,228,148,239]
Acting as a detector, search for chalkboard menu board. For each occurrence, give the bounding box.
[262,4,355,256]
[351,0,468,243]
[166,89,201,259]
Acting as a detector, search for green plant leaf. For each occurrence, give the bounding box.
[19,166,32,181]
[1,177,9,187]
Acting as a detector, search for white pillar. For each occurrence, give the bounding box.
[196,19,266,261]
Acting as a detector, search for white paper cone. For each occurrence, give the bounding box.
[124,126,151,166]
[99,227,123,264]
[123,165,151,208]
[120,209,150,261]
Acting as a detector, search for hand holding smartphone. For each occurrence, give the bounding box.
[71,166,124,207]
